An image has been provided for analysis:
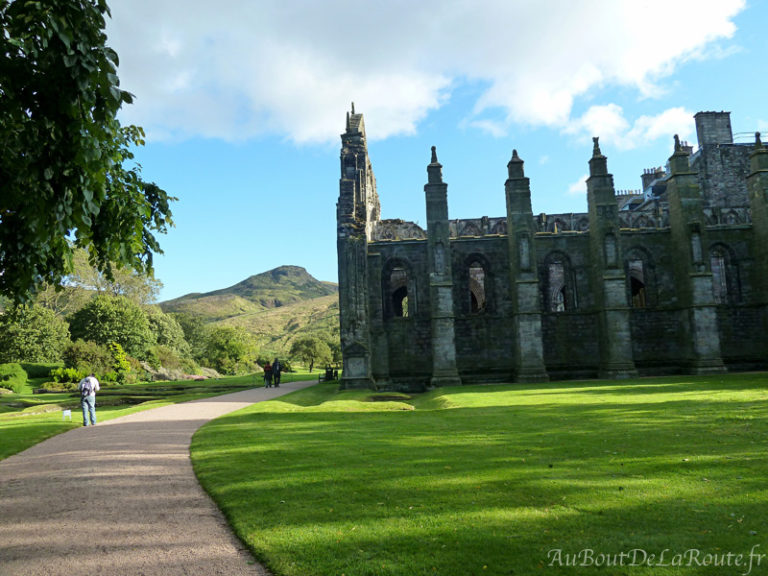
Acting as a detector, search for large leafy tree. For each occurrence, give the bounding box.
[0,0,174,302]
[68,293,155,358]
[202,326,257,375]
[0,303,71,362]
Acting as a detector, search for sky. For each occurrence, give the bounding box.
[103,0,767,302]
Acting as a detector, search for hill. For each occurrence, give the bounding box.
[160,266,340,359]
[160,265,337,321]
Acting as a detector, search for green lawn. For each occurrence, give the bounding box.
[191,374,768,576]
[0,372,317,461]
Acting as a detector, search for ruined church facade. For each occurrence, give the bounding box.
[336,108,768,389]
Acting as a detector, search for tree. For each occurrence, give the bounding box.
[202,326,257,375]
[0,0,174,302]
[172,313,209,362]
[68,293,155,358]
[146,307,190,356]
[34,247,162,317]
[0,303,71,363]
[290,336,332,373]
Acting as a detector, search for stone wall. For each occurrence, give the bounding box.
[337,107,768,389]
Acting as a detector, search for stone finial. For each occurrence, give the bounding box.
[756,132,763,149]
[346,111,350,130]
[507,149,524,179]
[427,146,443,184]
[589,137,608,177]
[674,134,682,152]
[351,101,355,115]
[592,137,602,158]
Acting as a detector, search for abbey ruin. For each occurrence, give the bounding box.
[336,108,768,389]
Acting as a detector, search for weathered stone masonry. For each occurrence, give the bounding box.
[336,107,768,390]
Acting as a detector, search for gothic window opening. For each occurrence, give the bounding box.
[469,261,487,313]
[548,262,567,312]
[390,267,409,317]
[711,251,728,304]
[628,259,647,308]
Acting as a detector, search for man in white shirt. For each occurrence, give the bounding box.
[78,373,101,426]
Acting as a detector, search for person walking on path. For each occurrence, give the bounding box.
[272,358,282,387]
[78,373,100,426]
[263,361,273,388]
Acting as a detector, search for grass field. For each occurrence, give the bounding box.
[191,374,768,576]
[0,372,317,461]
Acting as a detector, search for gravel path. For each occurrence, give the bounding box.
[0,380,316,576]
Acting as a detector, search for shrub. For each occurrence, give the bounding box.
[0,363,28,393]
[51,367,86,384]
[108,341,130,385]
[63,340,112,375]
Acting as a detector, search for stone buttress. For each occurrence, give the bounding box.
[424,147,462,386]
[505,151,548,381]
[586,138,638,378]
[666,136,725,374]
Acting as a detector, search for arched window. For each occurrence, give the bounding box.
[542,252,576,313]
[390,267,409,317]
[625,248,656,308]
[628,259,646,308]
[548,262,567,312]
[711,252,726,304]
[710,245,739,304]
[468,261,486,313]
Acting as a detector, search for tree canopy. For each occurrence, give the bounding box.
[68,293,155,358]
[0,303,70,363]
[289,336,332,373]
[0,0,174,302]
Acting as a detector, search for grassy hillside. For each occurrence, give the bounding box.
[161,265,337,321]
[220,293,339,358]
[160,266,340,359]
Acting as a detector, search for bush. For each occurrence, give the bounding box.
[51,367,86,384]
[63,340,112,375]
[20,362,63,378]
[0,363,28,393]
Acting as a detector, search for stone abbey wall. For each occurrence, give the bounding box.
[336,108,768,390]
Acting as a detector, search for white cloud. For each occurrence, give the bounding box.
[626,107,695,149]
[566,105,695,150]
[567,174,589,196]
[105,0,746,144]
[564,104,630,144]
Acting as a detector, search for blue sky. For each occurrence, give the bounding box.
[104,0,766,302]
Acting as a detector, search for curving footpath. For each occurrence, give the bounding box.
[0,380,316,576]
